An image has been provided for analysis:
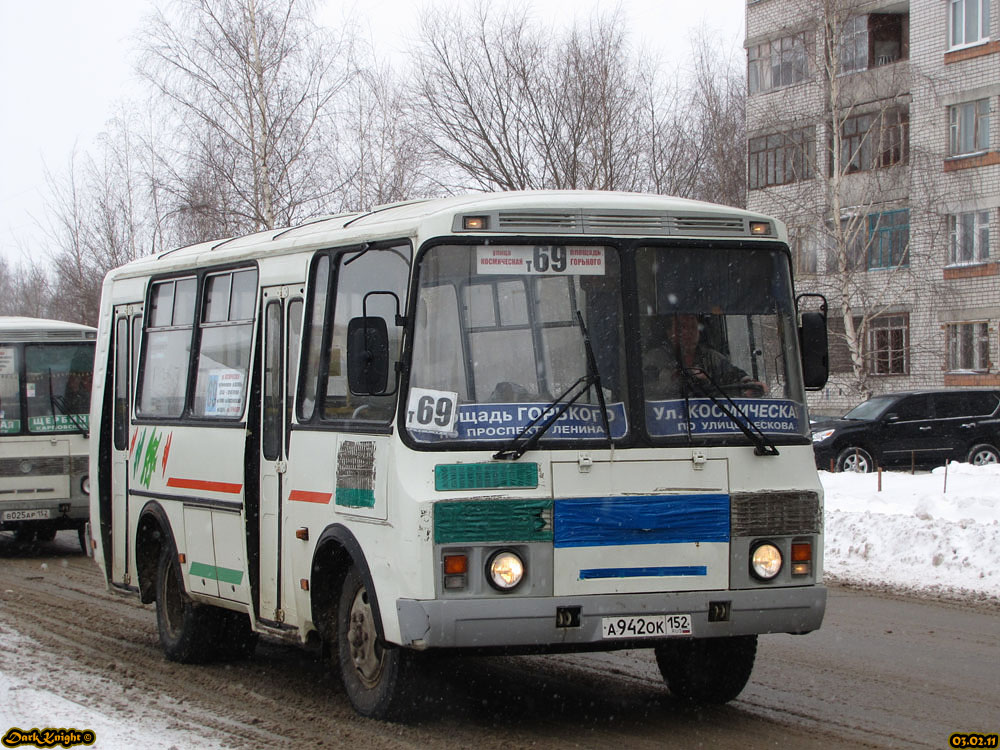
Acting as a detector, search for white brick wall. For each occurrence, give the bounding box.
[746,0,1000,414]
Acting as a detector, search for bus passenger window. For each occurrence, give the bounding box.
[191,268,258,418]
[138,277,196,418]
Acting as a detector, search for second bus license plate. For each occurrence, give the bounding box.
[601,613,692,639]
[2,509,51,522]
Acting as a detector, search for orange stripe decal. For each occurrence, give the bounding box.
[166,477,243,494]
[289,490,333,504]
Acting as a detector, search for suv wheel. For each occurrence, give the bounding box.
[967,443,1000,466]
[836,446,874,473]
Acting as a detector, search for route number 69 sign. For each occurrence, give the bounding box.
[405,388,459,434]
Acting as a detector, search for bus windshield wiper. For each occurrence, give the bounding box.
[48,369,89,438]
[678,367,778,457]
[493,311,611,461]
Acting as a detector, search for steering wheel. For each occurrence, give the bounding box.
[719,381,766,398]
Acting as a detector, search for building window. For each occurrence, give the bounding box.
[868,209,909,269]
[838,108,909,174]
[948,210,991,264]
[748,35,810,94]
[949,99,991,156]
[949,0,991,49]
[748,128,816,188]
[840,15,869,73]
[790,229,819,274]
[867,314,909,375]
[947,322,990,371]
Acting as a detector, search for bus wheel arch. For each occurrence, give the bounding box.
[136,502,175,604]
[309,525,384,643]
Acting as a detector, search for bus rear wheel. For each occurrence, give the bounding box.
[336,566,418,721]
[655,635,757,704]
[155,541,221,663]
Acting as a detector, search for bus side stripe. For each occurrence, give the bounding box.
[289,490,333,504]
[165,477,243,494]
[189,562,244,585]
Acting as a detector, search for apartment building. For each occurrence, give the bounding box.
[745,0,999,414]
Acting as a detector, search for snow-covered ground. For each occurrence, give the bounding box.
[2,463,998,748]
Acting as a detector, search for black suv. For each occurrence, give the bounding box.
[811,389,1000,472]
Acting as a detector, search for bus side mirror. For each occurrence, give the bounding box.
[799,311,829,390]
[347,317,390,395]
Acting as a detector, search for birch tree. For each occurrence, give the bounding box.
[139,0,355,236]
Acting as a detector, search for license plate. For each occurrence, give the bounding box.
[601,613,692,639]
[2,509,51,521]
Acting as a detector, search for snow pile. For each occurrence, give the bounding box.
[821,462,1000,600]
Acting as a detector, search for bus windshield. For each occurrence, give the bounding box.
[406,243,808,446]
[407,244,626,444]
[24,343,94,434]
[636,246,807,441]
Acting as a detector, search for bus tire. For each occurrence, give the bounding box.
[655,635,757,704]
[35,525,57,542]
[337,566,417,721]
[14,525,36,544]
[218,610,258,660]
[155,541,220,663]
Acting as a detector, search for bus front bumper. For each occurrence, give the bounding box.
[395,585,826,649]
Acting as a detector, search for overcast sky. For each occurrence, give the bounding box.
[0,0,745,266]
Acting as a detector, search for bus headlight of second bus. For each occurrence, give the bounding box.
[750,542,783,580]
[81,476,90,495]
[486,549,525,591]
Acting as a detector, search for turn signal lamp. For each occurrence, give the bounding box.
[791,541,812,576]
[749,221,771,236]
[443,553,468,590]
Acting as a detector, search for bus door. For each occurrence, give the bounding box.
[258,287,302,622]
[111,305,141,585]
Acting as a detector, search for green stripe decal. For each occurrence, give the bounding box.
[435,462,539,491]
[435,499,553,544]
[189,562,244,585]
[335,487,376,508]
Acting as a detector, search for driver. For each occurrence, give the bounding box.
[644,314,766,398]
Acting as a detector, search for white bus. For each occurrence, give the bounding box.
[90,191,829,719]
[1,316,95,549]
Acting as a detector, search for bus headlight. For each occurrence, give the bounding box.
[486,550,525,592]
[81,476,90,495]
[750,542,782,580]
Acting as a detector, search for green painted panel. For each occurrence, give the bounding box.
[435,499,552,544]
[189,561,244,585]
[336,487,376,508]
[435,462,539,491]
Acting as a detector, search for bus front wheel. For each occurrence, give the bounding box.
[336,566,418,721]
[155,542,219,663]
[655,635,757,703]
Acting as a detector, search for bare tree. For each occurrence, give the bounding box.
[410,3,690,194]
[338,59,433,210]
[687,29,747,207]
[139,0,355,236]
